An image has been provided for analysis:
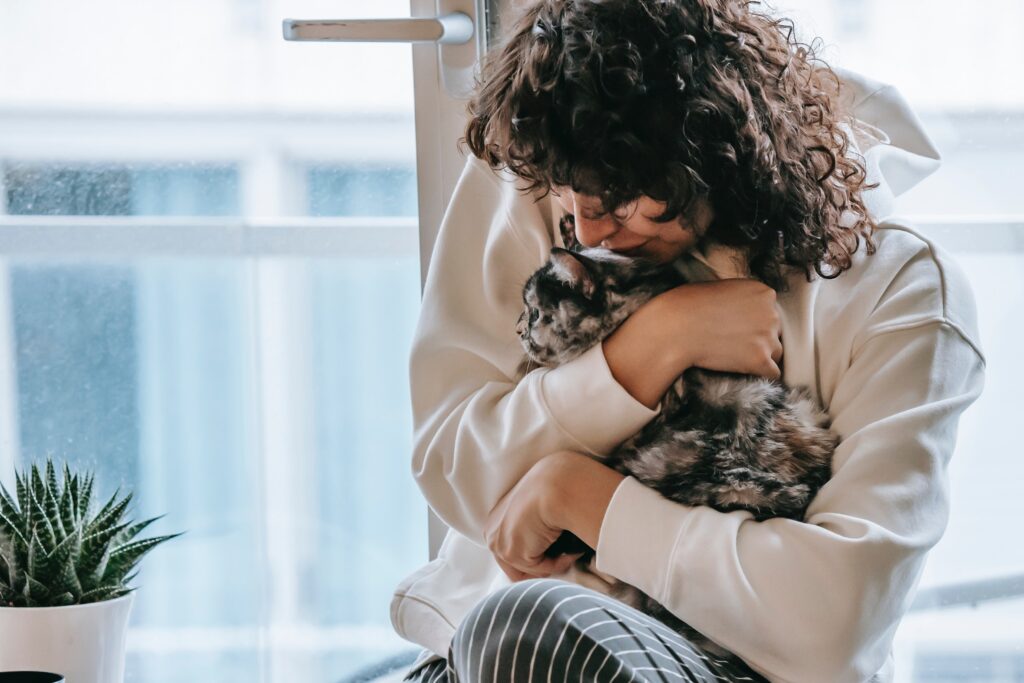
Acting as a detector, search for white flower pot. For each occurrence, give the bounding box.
[0,593,134,683]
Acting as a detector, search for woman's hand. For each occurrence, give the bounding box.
[602,277,783,410]
[485,451,625,581]
[484,453,581,582]
[655,278,783,379]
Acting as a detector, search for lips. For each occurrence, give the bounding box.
[616,243,650,256]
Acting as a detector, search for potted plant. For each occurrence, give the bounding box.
[0,458,182,683]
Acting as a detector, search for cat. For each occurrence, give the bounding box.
[515,243,839,662]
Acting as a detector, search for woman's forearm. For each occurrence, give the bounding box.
[601,295,689,410]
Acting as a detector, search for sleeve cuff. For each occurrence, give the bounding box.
[594,475,693,601]
[538,342,660,456]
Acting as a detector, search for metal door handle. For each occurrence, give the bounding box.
[282,13,474,45]
[281,1,484,99]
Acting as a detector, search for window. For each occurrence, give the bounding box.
[2,1,1019,681]
[307,164,418,217]
[770,1,1024,679]
[0,0,431,679]
[4,163,240,216]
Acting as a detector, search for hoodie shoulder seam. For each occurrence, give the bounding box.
[869,222,985,364]
[874,222,947,318]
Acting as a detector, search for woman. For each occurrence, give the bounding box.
[390,0,986,681]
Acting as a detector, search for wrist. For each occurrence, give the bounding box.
[540,451,625,550]
[538,451,578,531]
[645,291,694,373]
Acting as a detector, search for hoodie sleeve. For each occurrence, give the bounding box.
[593,239,986,682]
[409,154,660,546]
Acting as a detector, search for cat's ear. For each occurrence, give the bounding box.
[549,247,596,299]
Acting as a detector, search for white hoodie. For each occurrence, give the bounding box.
[389,68,986,683]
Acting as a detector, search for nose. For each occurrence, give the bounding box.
[573,211,620,248]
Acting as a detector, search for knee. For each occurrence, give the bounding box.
[451,578,596,678]
[453,578,570,642]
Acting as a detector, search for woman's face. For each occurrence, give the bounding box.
[551,188,714,265]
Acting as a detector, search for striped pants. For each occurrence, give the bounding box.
[403,578,767,682]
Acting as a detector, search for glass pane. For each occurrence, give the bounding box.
[3,256,264,680]
[770,1,1024,217]
[308,165,418,217]
[4,163,240,216]
[758,4,1024,679]
[0,0,426,680]
[1,251,426,680]
[890,242,1024,680]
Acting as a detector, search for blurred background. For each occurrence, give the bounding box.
[0,0,1021,681]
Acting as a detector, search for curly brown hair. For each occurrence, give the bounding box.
[464,0,877,291]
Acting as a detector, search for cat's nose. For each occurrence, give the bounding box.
[516,312,526,336]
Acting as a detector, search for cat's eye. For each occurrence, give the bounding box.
[529,309,539,324]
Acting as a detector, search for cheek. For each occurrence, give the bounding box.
[553,192,574,214]
[652,218,696,243]
[645,228,700,263]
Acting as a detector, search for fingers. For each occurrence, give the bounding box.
[753,338,783,380]
[551,552,585,574]
[771,337,784,378]
[494,552,584,582]
[528,554,573,576]
[494,556,534,582]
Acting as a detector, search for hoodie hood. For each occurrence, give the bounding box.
[833,66,942,221]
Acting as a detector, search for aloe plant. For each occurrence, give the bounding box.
[0,458,183,607]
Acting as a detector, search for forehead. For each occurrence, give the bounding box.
[571,192,666,217]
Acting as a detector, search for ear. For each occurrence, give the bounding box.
[549,247,596,299]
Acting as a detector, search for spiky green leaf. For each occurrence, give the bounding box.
[46,526,81,566]
[114,515,165,548]
[80,583,124,604]
[78,473,94,522]
[2,461,181,607]
[0,483,21,525]
[44,460,66,541]
[103,532,183,584]
[26,529,41,577]
[29,464,47,510]
[86,489,132,537]
[58,478,76,540]
[68,471,80,526]
[106,586,134,600]
[50,551,82,601]
[24,574,50,606]
[27,484,57,554]
[77,521,131,585]
[0,545,10,585]
[49,590,75,606]
[0,504,26,548]
[120,569,139,587]
[45,459,59,495]
[15,472,33,532]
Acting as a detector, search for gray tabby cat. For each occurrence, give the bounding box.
[516,245,838,662]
